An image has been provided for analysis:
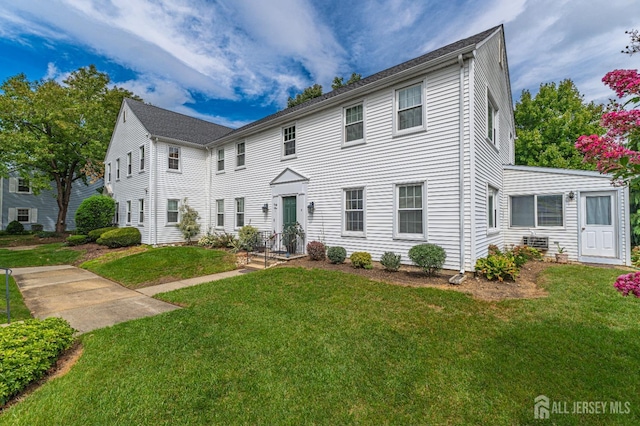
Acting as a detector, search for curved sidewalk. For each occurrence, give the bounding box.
[11,265,247,334]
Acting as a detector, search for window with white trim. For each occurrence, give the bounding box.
[487,92,498,145]
[138,199,144,224]
[126,200,131,223]
[167,199,179,224]
[397,183,424,236]
[217,148,225,172]
[139,145,145,171]
[168,146,180,170]
[510,195,563,227]
[17,208,30,223]
[17,178,30,194]
[116,158,120,180]
[488,186,499,231]
[235,198,244,228]
[397,83,423,131]
[127,152,132,176]
[114,202,119,224]
[236,142,245,168]
[344,188,365,235]
[9,207,36,223]
[283,125,296,157]
[107,163,111,183]
[216,199,224,228]
[344,104,364,143]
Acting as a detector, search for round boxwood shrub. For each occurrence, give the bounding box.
[75,195,116,235]
[350,251,372,269]
[96,227,141,248]
[66,235,89,246]
[408,243,446,276]
[380,251,402,272]
[327,246,347,264]
[6,220,24,235]
[87,226,117,242]
[306,241,326,261]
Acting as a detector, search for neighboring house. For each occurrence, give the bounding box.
[0,175,102,231]
[105,25,631,270]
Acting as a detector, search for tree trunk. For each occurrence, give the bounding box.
[53,169,75,233]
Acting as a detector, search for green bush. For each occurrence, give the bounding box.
[380,251,402,272]
[96,227,141,248]
[66,235,89,246]
[0,318,75,405]
[350,251,372,269]
[510,245,542,268]
[238,225,260,251]
[87,226,117,242]
[408,244,446,276]
[178,198,201,244]
[6,220,24,235]
[36,231,60,239]
[306,241,326,261]
[31,224,44,232]
[475,254,519,281]
[327,246,347,264]
[75,195,116,235]
[632,246,640,268]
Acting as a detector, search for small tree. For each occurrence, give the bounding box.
[75,195,116,235]
[178,198,200,244]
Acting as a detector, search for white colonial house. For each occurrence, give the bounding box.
[104,25,631,271]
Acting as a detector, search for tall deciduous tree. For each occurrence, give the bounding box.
[331,72,362,90]
[514,79,604,170]
[0,65,139,232]
[287,84,323,108]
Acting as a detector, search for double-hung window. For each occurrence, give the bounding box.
[107,163,111,183]
[283,125,296,158]
[17,208,30,223]
[487,92,498,145]
[217,148,225,172]
[344,104,364,144]
[488,186,499,231]
[236,142,245,168]
[127,152,132,176]
[396,183,424,237]
[511,195,563,227]
[235,198,245,228]
[216,199,224,228]
[344,188,365,235]
[116,158,120,180]
[397,83,423,132]
[168,146,180,170]
[114,202,120,224]
[139,145,145,171]
[167,199,179,224]
[126,201,131,223]
[138,199,144,224]
[17,178,30,194]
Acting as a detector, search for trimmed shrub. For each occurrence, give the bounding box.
[75,195,116,235]
[31,224,44,232]
[475,255,518,282]
[238,225,260,251]
[87,226,117,242]
[327,246,347,264]
[408,243,446,276]
[0,318,74,405]
[306,241,326,261]
[6,220,24,235]
[380,251,402,272]
[350,252,372,269]
[96,227,141,248]
[66,235,89,246]
[36,231,60,238]
[178,198,201,244]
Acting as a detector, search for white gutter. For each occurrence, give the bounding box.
[457,54,466,274]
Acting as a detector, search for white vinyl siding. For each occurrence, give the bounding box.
[236,142,245,168]
[343,188,365,236]
[510,194,563,228]
[167,199,179,224]
[396,83,423,132]
[168,146,180,171]
[216,199,224,228]
[282,125,296,158]
[217,148,225,172]
[344,104,364,144]
[235,197,244,228]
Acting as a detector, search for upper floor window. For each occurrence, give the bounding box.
[139,145,145,171]
[236,142,245,168]
[116,158,120,180]
[127,152,132,176]
[217,148,225,172]
[107,163,112,183]
[510,194,563,227]
[283,125,296,158]
[168,146,180,170]
[17,178,30,194]
[397,83,423,131]
[344,104,364,144]
[487,92,498,145]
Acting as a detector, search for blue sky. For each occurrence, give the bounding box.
[0,0,637,128]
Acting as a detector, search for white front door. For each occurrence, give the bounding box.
[581,192,616,258]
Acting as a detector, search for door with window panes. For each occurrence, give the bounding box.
[581,192,616,258]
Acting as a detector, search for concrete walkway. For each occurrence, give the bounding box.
[10,265,249,334]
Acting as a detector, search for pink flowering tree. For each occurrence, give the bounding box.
[575,69,640,187]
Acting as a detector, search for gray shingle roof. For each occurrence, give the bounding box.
[125,98,233,145]
[216,25,502,141]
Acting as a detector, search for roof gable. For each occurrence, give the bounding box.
[124,98,233,146]
[270,167,309,185]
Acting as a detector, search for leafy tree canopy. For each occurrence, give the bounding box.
[514,79,604,170]
[331,72,362,90]
[287,84,323,108]
[0,65,140,231]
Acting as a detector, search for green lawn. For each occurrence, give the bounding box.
[80,246,237,288]
[0,244,82,268]
[0,276,31,323]
[0,264,638,424]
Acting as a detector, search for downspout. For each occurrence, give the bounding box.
[151,137,158,246]
[205,146,211,230]
[457,53,466,275]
